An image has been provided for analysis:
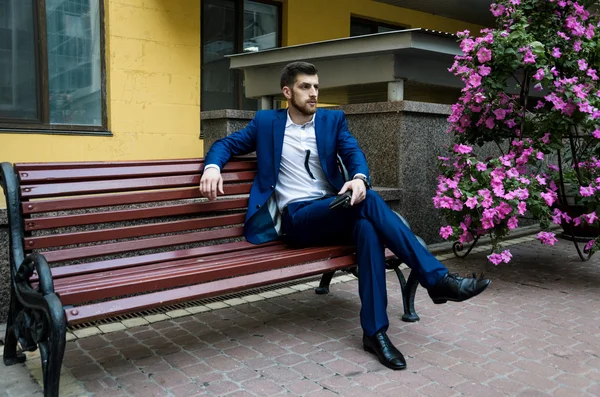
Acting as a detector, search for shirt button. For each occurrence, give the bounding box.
[256,204,260,209]
[270,185,275,190]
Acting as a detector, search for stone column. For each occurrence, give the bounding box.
[200,110,256,157]
[339,101,454,243]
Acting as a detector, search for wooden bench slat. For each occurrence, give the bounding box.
[14,157,255,171]
[20,172,256,198]
[18,161,258,183]
[59,246,352,305]
[40,226,245,263]
[52,244,289,288]
[55,245,310,301]
[21,184,252,214]
[65,255,358,324]
[15,158,206,170]
[25,213,246,249]
[25,198,248,230]
[41,240,281,279]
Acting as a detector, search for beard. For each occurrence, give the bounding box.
[290,91,317,115]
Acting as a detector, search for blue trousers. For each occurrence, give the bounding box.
[281,190,448,336]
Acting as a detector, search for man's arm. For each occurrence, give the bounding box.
[335,111,372,205]
[200,115,260,200]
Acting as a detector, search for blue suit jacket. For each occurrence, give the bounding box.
[204,108,370,244]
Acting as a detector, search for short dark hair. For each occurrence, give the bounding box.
[280,61,318,89]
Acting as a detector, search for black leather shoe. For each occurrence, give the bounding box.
[428,273,491,304]
[363,331,407,370]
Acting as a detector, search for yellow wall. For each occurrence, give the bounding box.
[283,0,484,45]
[0,0,201,165]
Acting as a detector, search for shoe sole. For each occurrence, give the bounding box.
[363,344,407,370]
[431,280,492,304]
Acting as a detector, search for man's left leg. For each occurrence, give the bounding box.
[282,197,407,370]
[351,190,491,303]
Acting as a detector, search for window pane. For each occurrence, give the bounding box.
[0,0,39,121]
[243,1,277,52]
[241,0,278,110]
[202,0,236,111]
[46,0,102,126]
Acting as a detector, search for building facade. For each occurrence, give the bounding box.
[0,0,484,210]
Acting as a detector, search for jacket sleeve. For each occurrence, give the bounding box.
[335,111,370,181]
[204,113,260,170]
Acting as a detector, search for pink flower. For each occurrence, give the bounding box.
[533,68,545,81]
[465,196,479,209]
[487,250,512,265]
[485,117,496,129]
[469,73,482,87]
[517,202,527,215]
[440,226,453,239]
[552,47,562,58]
[487,253,503,265]
[578,59,588,71]
[507,216,518,230]
[592,129,600,139]
[573,40,582,52]
[537,231,558,246]
[479,65,492,76]
[552,208,563,225]
[540,191,557,206]
[585,240,595,252]
[583,212,598,225]
[454,144,473,154]
[523,49,536,64]
[580,186,594,197]
[490,3,505,17]
[536,152,544,160]
[587,69,598,80]
[500,250,512,263]
[477,47,492,63]
[494,108,507,120]
[541,133,551,144]
[476,162,487,171]
[536,175,547,185]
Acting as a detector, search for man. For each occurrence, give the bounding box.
[200,61,490,370]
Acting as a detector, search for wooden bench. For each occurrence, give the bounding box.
[1,157,421,397]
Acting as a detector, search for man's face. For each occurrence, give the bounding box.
[286,74,319,115]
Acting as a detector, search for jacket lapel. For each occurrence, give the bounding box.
[272,112,286,178]
[314,109,328,176]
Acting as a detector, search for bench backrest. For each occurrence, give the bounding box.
[14,157,257,269]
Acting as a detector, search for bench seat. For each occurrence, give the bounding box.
[1,157,420,397]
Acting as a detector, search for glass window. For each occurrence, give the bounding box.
[46,0,102,126]
[350,17,406,37]
[0,0,38,121]
[0,0,106,131]
[201,0,280,111]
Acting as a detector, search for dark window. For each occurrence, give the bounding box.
[0,0,107,133]
[202,0,281,111]
[350,16,407,37]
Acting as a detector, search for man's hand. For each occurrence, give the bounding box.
[338,179,366,206]
[200,167,224,201]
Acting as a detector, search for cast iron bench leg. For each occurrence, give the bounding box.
[3,292,27,365]
[387,259,420,322]
[315,271,336,294]
[39,293,67,397]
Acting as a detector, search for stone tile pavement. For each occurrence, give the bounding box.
[1,234,600,396]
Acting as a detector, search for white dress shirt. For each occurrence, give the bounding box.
[274,112,337,211]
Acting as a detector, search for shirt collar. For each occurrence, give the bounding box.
[285,110,316,128]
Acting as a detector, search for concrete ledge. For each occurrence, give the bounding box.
[339,100,452,116]
[201,109,256,121]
